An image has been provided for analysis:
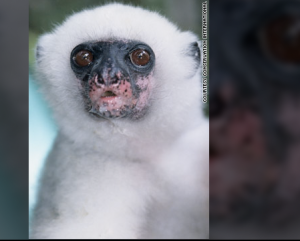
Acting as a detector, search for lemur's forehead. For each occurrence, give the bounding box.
[53,4,184,50]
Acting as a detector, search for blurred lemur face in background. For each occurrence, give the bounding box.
[31,3,208,239]
[209,0,300,232]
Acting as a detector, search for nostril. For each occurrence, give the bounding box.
[111,77,119,85]
[96,75,105,85]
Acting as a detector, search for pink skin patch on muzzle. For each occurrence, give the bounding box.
[87,73,154,118]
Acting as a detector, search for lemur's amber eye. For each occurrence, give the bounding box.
[73,50,93,67]
[260,15,300,64]
[130,49,150,66]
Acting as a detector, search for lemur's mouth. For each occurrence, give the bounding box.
[87,74,142,119]
[101,91,117,98]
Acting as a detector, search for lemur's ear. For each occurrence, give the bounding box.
[35,33,53,64]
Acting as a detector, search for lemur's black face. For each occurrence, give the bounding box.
[70,40,155,119]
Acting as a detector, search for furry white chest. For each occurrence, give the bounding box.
[31,123,208,239]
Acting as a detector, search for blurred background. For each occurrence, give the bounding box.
[0,1,28,239]
[28,0,206,235]
[209,0,300,238]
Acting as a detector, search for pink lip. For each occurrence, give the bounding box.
[100,95,117,101]
[99,90,118,100]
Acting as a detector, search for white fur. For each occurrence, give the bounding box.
[30,3,208,239]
